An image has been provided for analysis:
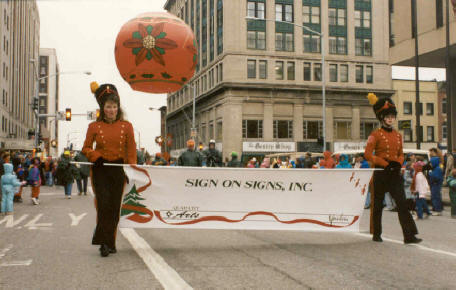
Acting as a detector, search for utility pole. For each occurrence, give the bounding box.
[446,0,453,152]
[412,0,421,149]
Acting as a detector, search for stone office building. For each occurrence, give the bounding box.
[0,0,39,151]
[164,0,393,162]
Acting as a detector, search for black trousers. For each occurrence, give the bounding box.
[372,170,418,239]
[91,162,125,248]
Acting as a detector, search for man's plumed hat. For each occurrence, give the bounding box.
[90,82,119,107]
[367,93,397,121]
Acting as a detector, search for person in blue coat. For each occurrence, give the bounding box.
[336,154,352,169]
[429,156,443,215]
[1,163,24,215]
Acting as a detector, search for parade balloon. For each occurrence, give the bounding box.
[115,12,197,94]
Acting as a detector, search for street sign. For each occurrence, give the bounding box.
[399,120,412,129]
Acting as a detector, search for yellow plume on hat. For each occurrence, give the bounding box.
[367,92,378,105]
[90,81,99,94]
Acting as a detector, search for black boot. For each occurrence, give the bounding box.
[404,236,422,244]
[109,247,117,254]
[372,235,383,242]
[99,244,110,257]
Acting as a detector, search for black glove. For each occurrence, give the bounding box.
[93,157,104,168]
[385,161,402,174]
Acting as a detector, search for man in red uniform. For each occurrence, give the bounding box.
[364,93,422,244]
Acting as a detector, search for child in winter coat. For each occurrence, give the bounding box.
[411,162,431,219]
[28,158,41,205]
[1,163,25,215]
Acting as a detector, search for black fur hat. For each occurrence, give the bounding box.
[90,82,119,107]
[367,93,397,121]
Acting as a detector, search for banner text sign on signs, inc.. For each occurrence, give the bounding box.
[119,166,375,232]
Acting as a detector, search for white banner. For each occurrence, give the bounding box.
[119,166,375,232]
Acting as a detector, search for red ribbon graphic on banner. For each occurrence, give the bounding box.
[153,210,359,228]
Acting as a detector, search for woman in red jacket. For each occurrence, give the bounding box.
[364,93,421,244]
[82,82,137,257]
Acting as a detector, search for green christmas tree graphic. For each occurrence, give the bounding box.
[121,185,147,216]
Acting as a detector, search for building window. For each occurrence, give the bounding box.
[426,103,434,115]
[314,63,322,81]
[436,0,443,28]
[303,5,320,24]
[259,60,267,79]
[247,60,256,78]
[303,62,311,81]
[273,120,293,139]
[366,66,373,83]
[216,121,223,141]
[275,32,294,51]
[355,65,364,83]
[275,3,293,22]
[329,36,346,54]
[303,34,320,53]
[303,120,322,139]
[335,121,351,139]
[355,38,372,56]
[209,121,214,140]
[247,1,265,19]
[443,121,447,139]
[275,61,284,80]
[442,97,447,114]
[217,0,223,54]
[242,120,263,138]
[403,102,413,115]
[355,10,371,28]
[328,7,346,26]
[287,62,295,80]
[360,122,377,140]
[427,126,434,142]
[329,64,337,82]
[404,128,413,142]
[247,31,266,50]
[340,64,348,82]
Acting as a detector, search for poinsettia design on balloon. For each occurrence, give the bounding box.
[123,23,177,66]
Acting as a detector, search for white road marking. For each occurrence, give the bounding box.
[69,213,87,226]
[0,215,29,228]
[120,228,192,290]
[24,214,53,230]
[0,245,32,267]
[356,233,456,258]
[0,244,12,258]
[0,260,33,267]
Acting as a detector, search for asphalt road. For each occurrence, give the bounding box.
[1,183,455,289]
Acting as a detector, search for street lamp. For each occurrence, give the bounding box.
[29,58,91,148]
[245,16,326,151]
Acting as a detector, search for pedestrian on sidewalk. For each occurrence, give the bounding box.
[1,163,25,215]
[364,93,421,244]
[429,154,444,216]
[446,169,456,218]
[74,150,90,195]
[82,82,137,257]
[411,162,431,220]
[28,157,41,205]
[57,151,79,199]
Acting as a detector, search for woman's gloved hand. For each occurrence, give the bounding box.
[384,161,402,174]
[94,157,104,168]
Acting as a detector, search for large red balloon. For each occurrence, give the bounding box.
[115,12,197,94]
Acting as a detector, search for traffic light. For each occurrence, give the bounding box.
[32,98,39,110]
[96,109,100,118]
[38,132,43,145]
[65,108,71,121]
[28,129,35,139]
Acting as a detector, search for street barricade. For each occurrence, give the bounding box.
[118,166,376,232]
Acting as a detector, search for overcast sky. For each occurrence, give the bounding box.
[36,0,445,155]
